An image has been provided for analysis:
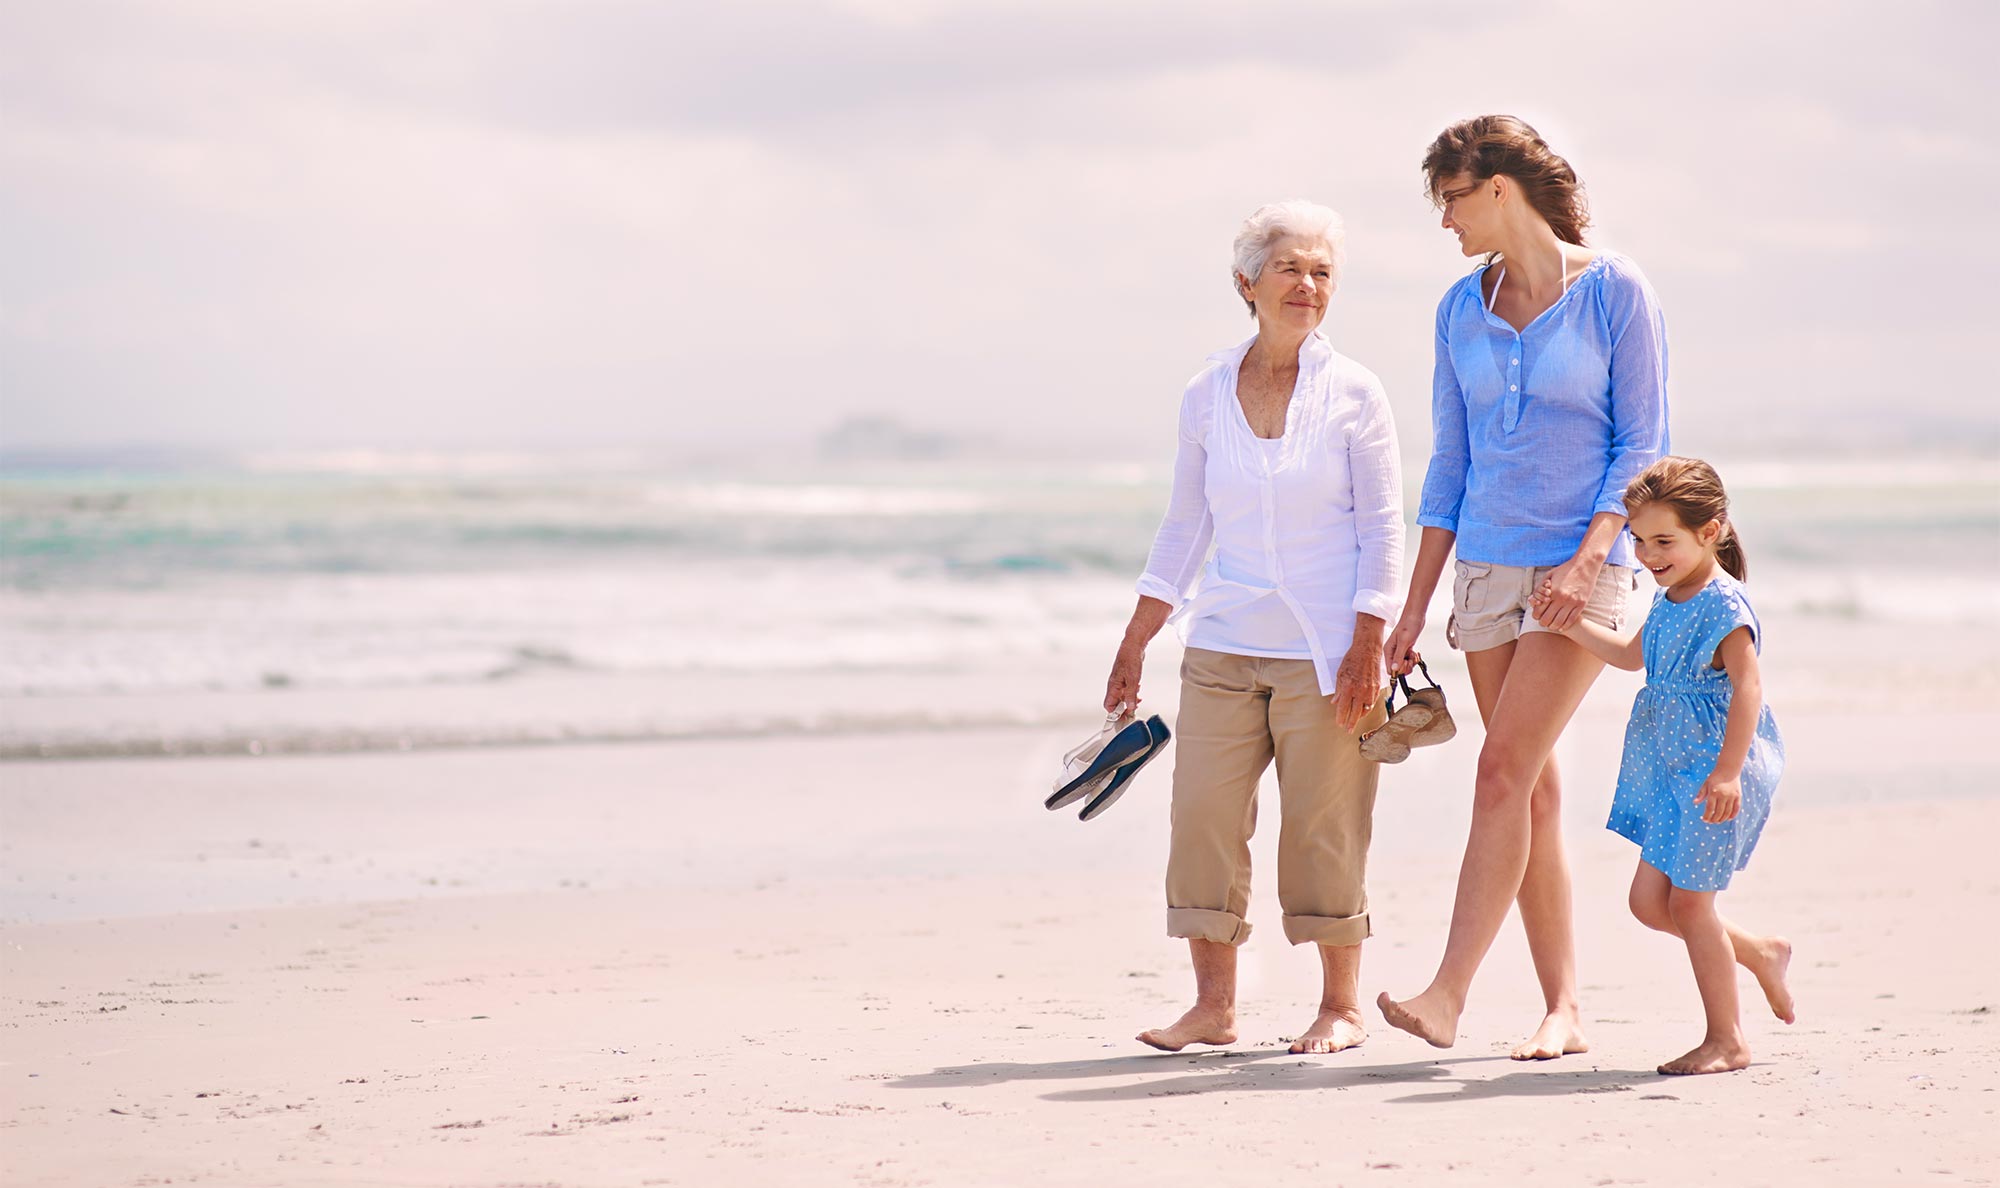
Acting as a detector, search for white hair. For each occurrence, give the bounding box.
[1231,200,1346,315]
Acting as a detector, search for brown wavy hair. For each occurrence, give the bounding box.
[1422,115,1591,246]
[1623,456,1748,580]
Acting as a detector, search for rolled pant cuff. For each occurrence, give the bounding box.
[1166,907,1252,946]
[1281,911,1370,947]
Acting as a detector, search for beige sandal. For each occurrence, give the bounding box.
[1359,659,1458,764]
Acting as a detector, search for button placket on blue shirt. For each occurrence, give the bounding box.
[1505,340,1524,433]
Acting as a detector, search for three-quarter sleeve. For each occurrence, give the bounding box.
[1415,289,1470,533]
[1347,377,1405,622]
[1592,257,1671,517]
[1135,386,1213,608]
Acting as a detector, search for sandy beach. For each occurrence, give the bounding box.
[6,625,1998,1188]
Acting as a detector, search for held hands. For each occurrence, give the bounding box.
[1531,555,1601,632]
[1528,581,1571,632]
[1104,640,1144,714]
[1694,771,1742,823]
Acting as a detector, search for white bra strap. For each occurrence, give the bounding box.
[1485,264,1505,313]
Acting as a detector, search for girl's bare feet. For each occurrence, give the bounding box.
[1136,1004,1236,1052]
[1289,1007,1367,1054]
[1747,936,1795,1023]
[1376,990,1458,1048]
[1658,1033,1751,1075]
[1510,1007,1590,1060]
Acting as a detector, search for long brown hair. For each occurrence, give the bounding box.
[1624,456,1748,580]
[1422,115,1590,246]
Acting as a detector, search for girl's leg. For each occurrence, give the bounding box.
[1378,632,1603,1048]
[1137,939,1238,1051]
[1629,863,1795,1023]
[1661,887,1752,1074]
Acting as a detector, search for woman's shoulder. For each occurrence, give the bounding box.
[1586,250,1660,302]
[1322,346,1386,396]
[1436,267,1488,316]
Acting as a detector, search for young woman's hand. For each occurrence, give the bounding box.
[1695,772,1742,823]
[1532,555,1603,632]
[1529,584,1576,631]
[1104,640,1144,714]
[1383,610,1425,676]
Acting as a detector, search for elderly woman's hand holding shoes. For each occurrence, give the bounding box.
[1107,200,1406,1056]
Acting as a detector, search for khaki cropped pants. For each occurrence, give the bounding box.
[1166,647,1387,948]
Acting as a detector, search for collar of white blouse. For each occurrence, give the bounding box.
[1206,327,1334,368]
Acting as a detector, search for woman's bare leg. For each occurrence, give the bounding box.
[1137,939,1238,1051]
[1290,942,1367,1054]
[1512,748,1589,1059]
[1377,632,1603,1048]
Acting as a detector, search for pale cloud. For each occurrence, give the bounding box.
[0,0,1992,456]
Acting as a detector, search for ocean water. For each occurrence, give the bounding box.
[3,449,1995,754]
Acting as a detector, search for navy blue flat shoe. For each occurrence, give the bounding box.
[1079,715,1171,821]
[1045,716,1157,810]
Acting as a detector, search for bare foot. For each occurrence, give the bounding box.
[1376,990,1457,1048]
[1510,1008,1590,1061]
[1136,1004,1237,1052]
[1289,1007,1367,1054]
[1658,1034,1751,1075]
[1748,936,1795,1024]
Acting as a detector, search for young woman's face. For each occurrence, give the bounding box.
[1238,236,1334,332]
[1629,503,1722,591]
[1437,172,1501,257]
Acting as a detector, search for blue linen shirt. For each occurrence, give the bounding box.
[1415,252,1670,570]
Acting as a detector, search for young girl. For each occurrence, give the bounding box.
[1534,456,1794,1075]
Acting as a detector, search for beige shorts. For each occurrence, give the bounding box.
[1446,560,1638,653]
[1165,648,1388,948]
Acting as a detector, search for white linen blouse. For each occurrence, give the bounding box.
[1136,330,1405,695]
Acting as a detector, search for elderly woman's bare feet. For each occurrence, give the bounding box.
[1376,989,1458,1048]
[1136,1004,1237,1052]
[1288,1007,1366,1054]
[1658,1033,1751,1075]
[1509,1008,1589,1060]
[1748,936,1795,1024]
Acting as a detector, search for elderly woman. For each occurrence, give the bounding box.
[1105,200,1404,1055]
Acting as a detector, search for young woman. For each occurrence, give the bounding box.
[1376,115,1670,1060]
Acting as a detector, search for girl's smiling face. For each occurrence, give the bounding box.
[1629,502,1724,596]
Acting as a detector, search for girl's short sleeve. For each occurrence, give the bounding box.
[1700,583,1762,667]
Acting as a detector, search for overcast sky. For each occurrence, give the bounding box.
[1,0,1993,461]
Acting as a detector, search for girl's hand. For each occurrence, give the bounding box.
[1384,611,1424,677]
[1695,772,1742,823]
[1529,582,1572,631]
[1331,636,1384,733]
[1533,555,1603,632]
[1104,641,1144,714]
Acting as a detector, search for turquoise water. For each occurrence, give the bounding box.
[2,450,1995,696]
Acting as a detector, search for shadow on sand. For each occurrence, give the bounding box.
[890,1048,1658,1103]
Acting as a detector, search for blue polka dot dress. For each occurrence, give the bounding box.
[1607,575,1784,892]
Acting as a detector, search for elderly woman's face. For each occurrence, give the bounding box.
[1239,236,1333,330]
